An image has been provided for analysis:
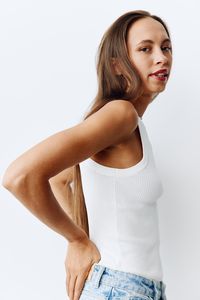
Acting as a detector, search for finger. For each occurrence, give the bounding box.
[87,262,96,281]
[65,270,70,297]
[73,273,88,300]
[68,274,77,300]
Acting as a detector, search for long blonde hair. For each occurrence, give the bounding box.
[71,10,171,237]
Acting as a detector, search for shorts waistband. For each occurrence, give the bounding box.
[87,263,166,300]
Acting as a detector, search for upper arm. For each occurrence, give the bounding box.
[3,100,138,184]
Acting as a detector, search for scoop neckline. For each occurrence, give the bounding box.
[84,118,148,177]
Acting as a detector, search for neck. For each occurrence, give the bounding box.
[131,92,158,118]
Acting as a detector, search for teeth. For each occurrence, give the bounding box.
[155,73,166,77]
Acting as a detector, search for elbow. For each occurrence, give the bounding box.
[2,170,42,203]
[2,163,29,195]
[2,176,12,190]
[2,163,49,207]
[2,171,26,194]
[2,166,15,191]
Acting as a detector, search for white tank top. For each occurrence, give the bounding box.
[79,117,164,281]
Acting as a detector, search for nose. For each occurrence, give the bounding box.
[154,48,169,65]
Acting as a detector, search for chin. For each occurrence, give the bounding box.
[156,86,166,93]
[147,85,166,94]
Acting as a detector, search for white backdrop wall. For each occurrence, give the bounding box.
[0,1,199,299]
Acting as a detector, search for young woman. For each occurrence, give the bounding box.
[2,10,172,300]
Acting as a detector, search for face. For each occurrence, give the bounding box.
[127,17,172,96]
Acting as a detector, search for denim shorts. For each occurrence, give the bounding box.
[80,263,167,300]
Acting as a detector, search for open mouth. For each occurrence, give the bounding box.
[149,69,169,81]
[153,73,168,78]
[149,72,168,81]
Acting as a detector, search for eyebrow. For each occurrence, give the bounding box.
[136,38,171,46]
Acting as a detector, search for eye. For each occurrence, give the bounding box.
[139,46,172,53]
[139,47,150,52]
[162,47,172,51]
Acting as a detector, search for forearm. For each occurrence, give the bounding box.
[49,181,73,219]
[5,174,86,242]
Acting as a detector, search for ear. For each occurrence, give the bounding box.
[111,57,123,75]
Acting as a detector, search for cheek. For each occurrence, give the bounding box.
[132,57,148,72]
[128,53,151,80]
[135,64,149,80]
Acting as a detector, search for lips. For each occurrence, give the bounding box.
[149,68,168,76]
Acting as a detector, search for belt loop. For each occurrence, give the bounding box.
[152,280,160,300]
[161,282,167,300]
[92,264,106,288]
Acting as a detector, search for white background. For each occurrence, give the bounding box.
[0,1,200,299]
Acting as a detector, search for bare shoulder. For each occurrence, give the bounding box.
[3,99,139,184]
[48,101,137,184]
[103,99,137,119]
[108,100,138,136]
[89,99,138,133]
[105,99,136,110]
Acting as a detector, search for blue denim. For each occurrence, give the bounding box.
[80,264,167,300]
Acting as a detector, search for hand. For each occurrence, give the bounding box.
[65,234,101,300]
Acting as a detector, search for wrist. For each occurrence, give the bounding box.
[63,217,88,243]
[68,227,89,244]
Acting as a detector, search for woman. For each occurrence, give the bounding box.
[2,10,172,300]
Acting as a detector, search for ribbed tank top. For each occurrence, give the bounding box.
[79,117,164,281]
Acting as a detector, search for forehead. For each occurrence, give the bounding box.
[127,17,169,46]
